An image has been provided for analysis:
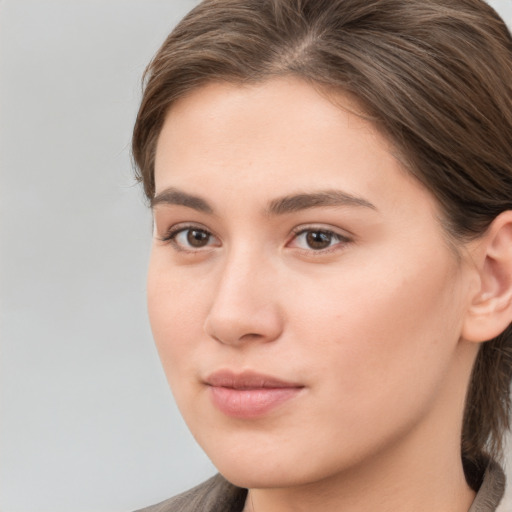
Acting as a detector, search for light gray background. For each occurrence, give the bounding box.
[1,1,511,511]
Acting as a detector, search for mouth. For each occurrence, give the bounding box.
[204,370,304,419]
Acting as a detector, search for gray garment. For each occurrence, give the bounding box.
[136,460,505,512]
[135,475,246,512]
[469,460,506,512]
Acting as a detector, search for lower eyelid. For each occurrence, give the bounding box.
[286,235,347,255]
[157,224,350,253]
[291,228,349,241]
[165,225,221,252]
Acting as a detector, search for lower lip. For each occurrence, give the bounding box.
[208,386,302,418]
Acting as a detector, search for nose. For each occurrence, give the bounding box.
[203,249,284,346]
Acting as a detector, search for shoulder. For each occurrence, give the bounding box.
[134,474,247,512]
[468,458,506,512]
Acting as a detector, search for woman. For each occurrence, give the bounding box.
[132,1,512,511]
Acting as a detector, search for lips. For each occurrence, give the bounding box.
[205,370,304,418]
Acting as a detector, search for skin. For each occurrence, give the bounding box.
[148,77,482,512]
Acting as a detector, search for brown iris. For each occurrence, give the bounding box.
[305,230,333,250]
[187,229,210,247]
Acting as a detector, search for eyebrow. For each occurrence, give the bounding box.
[266,190,377,215]
[151,187,376,215]
[151,187,214,213]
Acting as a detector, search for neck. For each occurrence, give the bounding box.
[244,433,475,512]
[243,342,479,512]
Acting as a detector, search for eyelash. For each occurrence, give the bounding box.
[159,224,352,254]
[289,227,352,254]
[159,224,219,253]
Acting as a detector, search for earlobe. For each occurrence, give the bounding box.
[462,211,512,343]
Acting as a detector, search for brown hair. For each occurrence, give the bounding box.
[132,0,512,480]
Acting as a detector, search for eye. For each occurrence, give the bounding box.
[289,228,350,252]
[161,225,220,251]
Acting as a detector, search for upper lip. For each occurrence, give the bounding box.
[204,370,304,390]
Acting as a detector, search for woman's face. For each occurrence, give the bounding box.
[148,78,476,488]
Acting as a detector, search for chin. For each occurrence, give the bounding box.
[203,441,352,490]
[218,464,312,490]
[200,441,301,488]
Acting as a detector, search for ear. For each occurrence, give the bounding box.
[462,211,512,343]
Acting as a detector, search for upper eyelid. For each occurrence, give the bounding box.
[290,224,353,239]
[289,228,349,245]
[159,225,220,253]
[156,222,353,247]
[158,222,214,239]
[287,225,354,251]
[159,224,349,237]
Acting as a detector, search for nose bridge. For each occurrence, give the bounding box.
[204,242,282,345]
[222,243,265,298]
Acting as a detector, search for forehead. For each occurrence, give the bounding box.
[156,78,395,184]
[155,78,429,207]
[160,78,378,143]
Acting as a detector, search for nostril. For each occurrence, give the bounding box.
[204,311,283,346]
[203,292,283,346]
[208,330,265,345]
[240,333,265,341]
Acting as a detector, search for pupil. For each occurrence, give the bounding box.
[306,231,331,249]
[187,229,209,247]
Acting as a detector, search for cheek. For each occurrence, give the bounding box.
[147,253,210,377]
[287,247,463,419]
